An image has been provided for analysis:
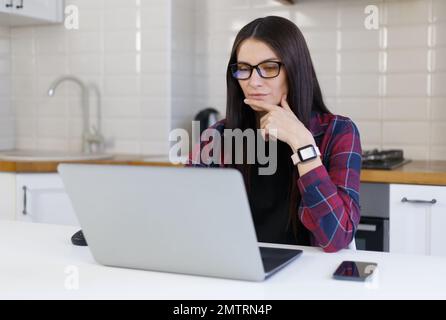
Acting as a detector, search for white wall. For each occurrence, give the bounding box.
[171,0,196,133]
[6,0,446,160]
[0,26,14,150]
[194,0,446,161]
[11,0,172,155]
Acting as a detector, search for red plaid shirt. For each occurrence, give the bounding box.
[187,111,362,253]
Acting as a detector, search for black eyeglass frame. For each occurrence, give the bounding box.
[229,61,284,80]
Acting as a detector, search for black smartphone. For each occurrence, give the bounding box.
[332,261,378,281]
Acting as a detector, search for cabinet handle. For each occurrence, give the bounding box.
[401,197,437,205]
[22,186,28,215]
[16,0,23,9]
[357,224,377,232]
[5,0,13,8]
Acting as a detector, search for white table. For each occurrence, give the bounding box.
[1,221,445,299]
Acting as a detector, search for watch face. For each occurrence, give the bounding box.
[298,145,317,162]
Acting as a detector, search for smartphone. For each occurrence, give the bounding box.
[332,261,378,281]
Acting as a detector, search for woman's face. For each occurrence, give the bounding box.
[236,38,288,107]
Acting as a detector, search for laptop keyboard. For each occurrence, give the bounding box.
[259,246,302,274]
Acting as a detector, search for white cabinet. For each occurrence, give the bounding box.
[16,173,79,226]
[430,191,446,257]
[0,0,63,26]
[11,0,63,22]
[0,173,16,221]
[390,184,446,256]
[0,0,13,14]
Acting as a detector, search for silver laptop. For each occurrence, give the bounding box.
[58,164,302,282]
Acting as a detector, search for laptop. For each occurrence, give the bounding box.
[58,164,303,282]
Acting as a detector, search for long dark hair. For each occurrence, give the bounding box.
[224,16,331,238]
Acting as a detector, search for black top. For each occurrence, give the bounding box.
[249,141,311,246]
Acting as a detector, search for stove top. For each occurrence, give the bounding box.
[362,149,411,170]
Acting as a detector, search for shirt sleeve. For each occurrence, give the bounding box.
[297,118,362,253]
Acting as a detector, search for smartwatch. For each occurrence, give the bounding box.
[291,144,321,165]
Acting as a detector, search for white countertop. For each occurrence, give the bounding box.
[1,221,446,300]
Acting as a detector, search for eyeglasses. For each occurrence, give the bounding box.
[229,61,283,80]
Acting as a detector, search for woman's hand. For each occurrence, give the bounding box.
[244,95,315,151]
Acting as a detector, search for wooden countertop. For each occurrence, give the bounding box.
[360,161,446,186]
[0,154,181,173]
[1,156,445,186]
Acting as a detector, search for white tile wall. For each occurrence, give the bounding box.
[0,26,14,150]
[10,0,174,155]
[196,0,446,161]
[2,0,446,160]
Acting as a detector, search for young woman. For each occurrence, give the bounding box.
[188,16,362,253]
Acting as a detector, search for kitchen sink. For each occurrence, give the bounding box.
[0,150,114,162]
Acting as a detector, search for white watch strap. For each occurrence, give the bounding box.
[291,145,321,165]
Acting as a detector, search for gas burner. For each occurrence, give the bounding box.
[362,149,411,170]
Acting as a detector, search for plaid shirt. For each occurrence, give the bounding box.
[187,111,362,253]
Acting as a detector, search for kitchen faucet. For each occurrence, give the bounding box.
[85,83,105,153]
[47,76,104,154]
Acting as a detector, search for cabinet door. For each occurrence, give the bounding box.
[430,187,446,256]
[390,184,430,255]
[0,0,13,13]
[16,173,79,226]
[390,184,445,256]
[10,0,63,23]
[0,173,16,221]
[0,0,13,25]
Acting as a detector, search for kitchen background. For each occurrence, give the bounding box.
[0,0,445,159]
[1,0,446,257]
